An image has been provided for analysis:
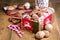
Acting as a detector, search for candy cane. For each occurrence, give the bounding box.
[8,24,24,37]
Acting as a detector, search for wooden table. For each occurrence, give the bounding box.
[0,13,60,40]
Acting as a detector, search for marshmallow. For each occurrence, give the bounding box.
[36,31,45,39]
[24,2,30,9]
[43,30,50,38]
[3,6,8,11]
[45,24,53,32]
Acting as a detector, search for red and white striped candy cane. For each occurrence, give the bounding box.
[8,24,24,37]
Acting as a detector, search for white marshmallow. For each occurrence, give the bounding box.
[24,2,30,9]
[45,24,53,32]
[3,6,8,11]
[43,30,50,38]
[36,31,45,39]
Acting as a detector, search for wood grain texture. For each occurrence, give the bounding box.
[0,12,60,40]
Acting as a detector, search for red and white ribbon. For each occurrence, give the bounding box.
[8,24,24,37]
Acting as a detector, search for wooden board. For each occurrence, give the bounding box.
[0,13,11,40]
[0,12,60,40]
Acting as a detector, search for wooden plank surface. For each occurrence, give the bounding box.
[0,12,60,40]
[0,13,12,40]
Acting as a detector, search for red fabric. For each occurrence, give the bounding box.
[8,10,32,16]
[22,18,32,31]
[43,14,52,28]
[25,10,32,13]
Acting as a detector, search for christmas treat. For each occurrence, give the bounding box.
[35,31,45,39]
[8,24,24,37]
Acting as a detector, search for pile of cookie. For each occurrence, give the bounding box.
[3,2,47,23]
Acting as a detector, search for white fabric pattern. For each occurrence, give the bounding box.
[37,0,49,7]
